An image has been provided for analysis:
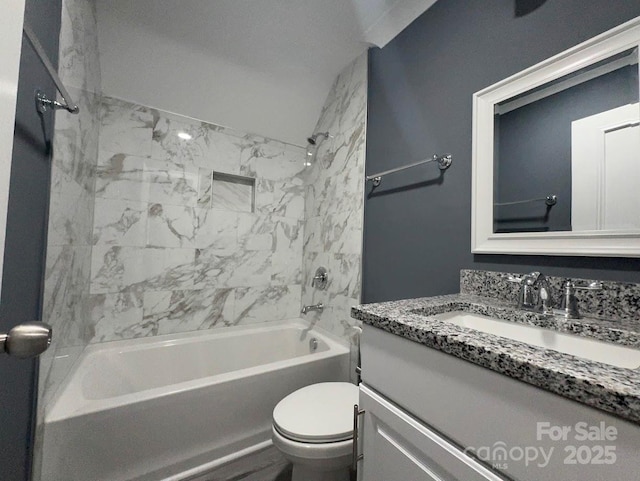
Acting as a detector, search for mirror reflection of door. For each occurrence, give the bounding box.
[572,104,640,231]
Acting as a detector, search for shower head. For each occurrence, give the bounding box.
[306,132,330,145]
[304,132,331,167]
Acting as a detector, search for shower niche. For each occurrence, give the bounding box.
[207,171,256,213]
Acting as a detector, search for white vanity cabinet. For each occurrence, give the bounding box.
[357,325,640,481]
[358,384,504,481]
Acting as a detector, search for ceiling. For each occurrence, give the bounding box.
[96,0,437,145]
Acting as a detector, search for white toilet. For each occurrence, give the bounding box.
[272,382,359,481]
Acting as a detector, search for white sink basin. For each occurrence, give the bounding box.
[434,310,640,370]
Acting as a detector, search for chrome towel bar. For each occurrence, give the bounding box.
[23,22,79,114]
[495,195,557,207]
[366,154,452,187]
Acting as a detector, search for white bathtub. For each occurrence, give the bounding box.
[40,321,350,481]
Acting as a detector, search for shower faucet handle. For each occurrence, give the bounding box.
[311,267,328,290]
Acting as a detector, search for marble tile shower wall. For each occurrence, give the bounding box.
[89,97,306,342]
[40,0,102,408]
[301,53,367,339]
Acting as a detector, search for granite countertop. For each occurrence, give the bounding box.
[351,293,640,424]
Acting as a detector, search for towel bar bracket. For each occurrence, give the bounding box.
[35,90,79,114]
[23,22,79,115]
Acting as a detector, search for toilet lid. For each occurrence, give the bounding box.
[273,382,359,443]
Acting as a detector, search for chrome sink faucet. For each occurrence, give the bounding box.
[301,303,324,315]
[508,273,604,318]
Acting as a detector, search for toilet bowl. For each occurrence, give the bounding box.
[272,382,359,481]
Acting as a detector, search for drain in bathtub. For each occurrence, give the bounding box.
[309,337,318,352]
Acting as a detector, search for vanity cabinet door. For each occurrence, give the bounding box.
[359,384,505,481]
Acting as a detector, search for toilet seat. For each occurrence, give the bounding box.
[273,382,359,443]
[272,426,354,461]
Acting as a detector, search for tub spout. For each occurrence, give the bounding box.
[301,303,324,315]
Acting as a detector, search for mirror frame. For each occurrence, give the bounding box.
[472,16,640,257]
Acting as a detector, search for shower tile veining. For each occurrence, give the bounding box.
[86,97,309,343]
[300,53,367,344]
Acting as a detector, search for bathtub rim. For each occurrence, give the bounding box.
[45,319,350,423]
[91,318,346,351]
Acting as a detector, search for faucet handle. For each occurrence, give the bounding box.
[506,272,540,285]
[311,267,328,290]
[558,280,580,319]
[559,279,604,319]
[573,281,604,291]
[522,271,541,285]
[505,273,539,309]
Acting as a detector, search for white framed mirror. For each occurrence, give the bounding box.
[472,16,640,257]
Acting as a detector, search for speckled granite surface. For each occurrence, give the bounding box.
[461,269,640,321]
[352,292,640,424]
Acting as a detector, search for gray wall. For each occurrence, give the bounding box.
[364,0,640,303]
